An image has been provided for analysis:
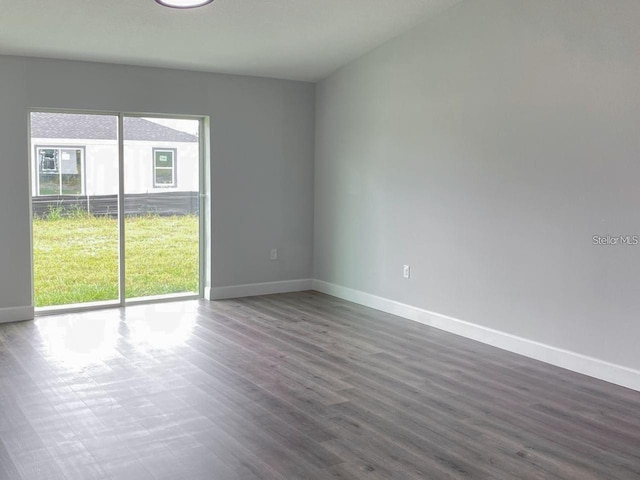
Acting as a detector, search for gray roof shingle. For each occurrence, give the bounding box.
[31,112,198,143]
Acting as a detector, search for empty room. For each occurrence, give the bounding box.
[0,0,639,479]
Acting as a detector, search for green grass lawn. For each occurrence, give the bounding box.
[33,214,199,307]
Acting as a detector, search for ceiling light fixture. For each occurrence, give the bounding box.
[155,0,214,8]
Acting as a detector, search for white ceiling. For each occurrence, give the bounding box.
[0,0,462,82]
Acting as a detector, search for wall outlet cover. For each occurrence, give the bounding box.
[403,265,410,279]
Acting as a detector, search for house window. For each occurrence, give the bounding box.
[37,147,84,196]
[153,148,176,187]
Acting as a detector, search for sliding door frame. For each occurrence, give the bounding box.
[29,108,208,315]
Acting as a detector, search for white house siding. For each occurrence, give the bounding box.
[31,138,198,196]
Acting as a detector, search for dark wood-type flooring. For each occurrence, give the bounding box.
[1,291,639,479]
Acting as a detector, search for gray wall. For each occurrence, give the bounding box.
[0,55,315,314]
[314,0,640,370]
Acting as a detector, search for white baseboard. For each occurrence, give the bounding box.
[311,280,640,392]
[208,279,313,301]
[0,305,35,324]
[204,286,214,301]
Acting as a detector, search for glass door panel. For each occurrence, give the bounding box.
[123,116,201,300]
[30,112,120,308]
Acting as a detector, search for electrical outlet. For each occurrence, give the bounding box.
[270,248,278,261]
[403,265,410,279]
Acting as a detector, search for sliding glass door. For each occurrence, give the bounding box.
[123,116,201,301]
[30,111,203,311]
[31,112,120,308]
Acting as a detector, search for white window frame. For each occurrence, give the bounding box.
[152,148,177,188]
[35,146,85,196]
[29,110,209,315]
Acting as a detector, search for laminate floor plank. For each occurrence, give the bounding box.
[0,440,23,480]
[0,291,639,479]
[331,386,558,480]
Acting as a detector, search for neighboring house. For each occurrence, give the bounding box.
[30,112,200,215]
